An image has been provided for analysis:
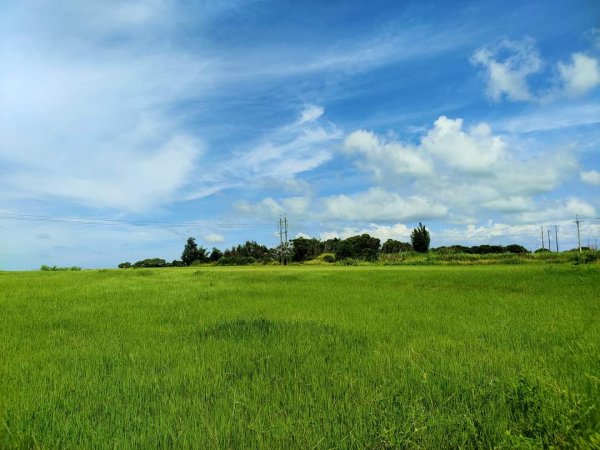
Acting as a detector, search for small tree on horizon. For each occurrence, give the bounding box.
[182,237,207,266]
[411,222,430,253]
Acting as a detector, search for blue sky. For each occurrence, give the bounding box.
[1,0,599,269]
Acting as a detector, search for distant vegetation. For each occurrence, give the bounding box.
[40,265,81,271]
[118,222,599,268]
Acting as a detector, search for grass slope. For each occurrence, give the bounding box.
[1,266,599,449]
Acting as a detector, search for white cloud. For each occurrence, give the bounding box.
[2,120,203,211]
[346,115,575,196]
[471,38,542,102]
[496,102,600,133]
[421,117,506,173]
[231,111,581,228]
[511,197,597,223]
[472,38,600,102]
[557,53,600,96]
[298,104,325,124]
[342,116,579,223]
[343,130,433,178]
[439,222,540,242]
[223,105,341,186]
[235,195,312,219]
[203,233,225,244]
[581,170,600,185]
[319,223,412,242]
[321,188,448,222]
[481,197,534,213]
[0,4,214,211]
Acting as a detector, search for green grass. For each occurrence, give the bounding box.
[1,265,599,449]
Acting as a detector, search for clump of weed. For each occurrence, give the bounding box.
[502,376,598,448]
[335,258,358,266]
[571,251,600,265]
[134,269,153,276]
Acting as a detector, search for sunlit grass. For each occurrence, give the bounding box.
[1,265,598,448]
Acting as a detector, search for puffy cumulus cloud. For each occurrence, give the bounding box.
[421,117,506,173]
[433,219,598,250]
[231,112,583,228]
[321,188,448,222]
[581,170,600,185]
[489,153,577,196]
[439,221,540,242]
[343,130,433,179]
[472,38,600,102]
[471,38,542,102]
[203,233,225,244]
[234,188,448,224]
[344,116,509,179]
[481,196,534,213]
[345,116,577,212]
[511,197,597,224]
[557,53,600,97]
[319,223,412,242]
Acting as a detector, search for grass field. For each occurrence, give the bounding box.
[1,265,599,449]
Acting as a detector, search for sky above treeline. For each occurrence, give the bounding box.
[1,0,599,269]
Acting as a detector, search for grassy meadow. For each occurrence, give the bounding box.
[1,265,599,449]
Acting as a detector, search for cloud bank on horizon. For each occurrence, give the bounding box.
[0,0,599,269]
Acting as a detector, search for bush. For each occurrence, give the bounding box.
[316,253,336,263]
[40,265,82,271]
[133,258,168,268]
[381,239,412,254]
[118,262,132,269]
[217,256,256,266]
[571,251,600,265]
[335,258,358,266]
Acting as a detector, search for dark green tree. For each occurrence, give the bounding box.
[381,239,412,253]
[209,248,223,262]
[334,234,380,261]
[181,237,198,266]
[290,237,324,262]
[410,223,430,253]
[181,237,207,266]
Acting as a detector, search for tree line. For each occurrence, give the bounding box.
[119,223,532,268]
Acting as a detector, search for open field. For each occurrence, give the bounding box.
[1,265,599,449]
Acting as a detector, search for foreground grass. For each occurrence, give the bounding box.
[0,265,599,449]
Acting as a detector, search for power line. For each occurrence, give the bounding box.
[0,212,272,229]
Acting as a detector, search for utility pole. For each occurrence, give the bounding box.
[278,214,289,265]
[575,215,583,253]
[278,217,284,265]
[554,225,559,252]
[547,228,551,252]
[283,214,288,265]
[540,226,545,250]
